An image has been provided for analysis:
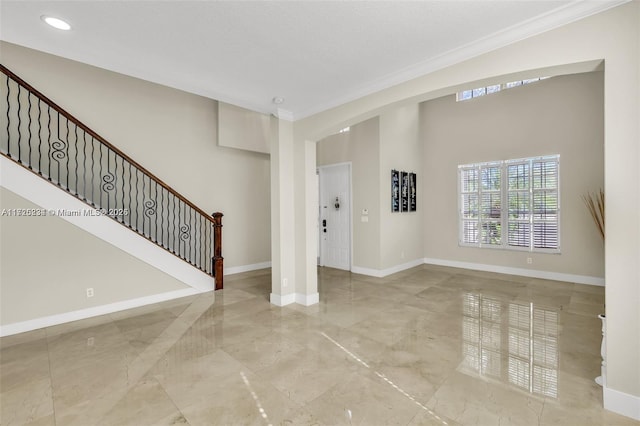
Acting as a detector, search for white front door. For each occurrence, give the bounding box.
[318,164,351,270]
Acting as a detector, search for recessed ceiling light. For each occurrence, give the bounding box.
[272,97,285,105]
[41,15,71,31]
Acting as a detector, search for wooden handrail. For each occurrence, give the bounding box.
[0,63,215,225]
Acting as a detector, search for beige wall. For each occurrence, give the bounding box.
[292,2,638,402]
[317,117,381,270]
[421,72,604,278]
[218,102,270,154]
[317,108,423,273]
[0,188,188,324]
[0,41,271,269]
[379,104,423,269]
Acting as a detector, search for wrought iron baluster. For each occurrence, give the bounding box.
[46,106,51,180]
[174,193,178,254]
[188,206,193,264]
[82,131,87,201]
[201,216,205,271]
[186,206,192,262]
[64,116,69,189]
[120,157,125,223]
[107,149,111,211]
[193,214,198,268]
[137,166,141,230]
[74,124,79,195]
[180,202,186,260]
[98,141,103,207]
[191,207,196,264]
[142,172,147,236]
[154,181,158,241]
[209,220,213,275]
[16,85,21,163]
[5,76,10,158]
[160,183,165,247]
[37,97,42,173]
[197,211,202,269]
[50,112,67,187]
[27,91,32,168]
[170,194,174,253]
[90,137,95,205]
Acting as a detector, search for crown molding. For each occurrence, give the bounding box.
[293,0,629,121]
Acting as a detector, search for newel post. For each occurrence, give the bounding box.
[212,212,224,290]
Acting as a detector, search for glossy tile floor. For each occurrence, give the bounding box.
[2,265,638,426]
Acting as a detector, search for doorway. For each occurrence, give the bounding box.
[318,163,351,270]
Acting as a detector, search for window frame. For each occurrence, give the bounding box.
[458,155,560,254]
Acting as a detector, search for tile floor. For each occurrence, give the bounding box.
[1,265,638,426]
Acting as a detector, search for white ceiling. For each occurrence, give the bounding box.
[0,1,626,120]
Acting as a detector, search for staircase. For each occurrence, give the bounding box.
[0,64,223,290]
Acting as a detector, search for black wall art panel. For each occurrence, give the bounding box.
[391,169,416,213]
[391,169,400,212]
[401,171,409,212]
[409,172,416,212]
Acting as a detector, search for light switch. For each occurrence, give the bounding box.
[361,216,369,222]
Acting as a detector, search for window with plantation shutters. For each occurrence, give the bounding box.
[459,155,560,253]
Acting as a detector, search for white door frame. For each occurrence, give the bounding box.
[317,162,352,271]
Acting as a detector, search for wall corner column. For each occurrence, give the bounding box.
[294,138,319,306]
[270,111,296,306]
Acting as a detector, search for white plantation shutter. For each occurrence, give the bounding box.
[507,160,531,248]
[459,166,479,245]
[479,164,502,246]
[532,158,559,250]
[459,155,560,252]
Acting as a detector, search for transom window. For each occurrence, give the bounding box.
[458,155,560,253]
[457,77,550,102]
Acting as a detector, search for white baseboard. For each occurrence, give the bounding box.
[270,292,296,306]
[604,386,640,420]
[352,259,424,278]
[0,157,214,292]
[270,292,319,307]
[0,287,203,337]
[296,292,319,306]
[225,261,272,275]
[423,257,605,286]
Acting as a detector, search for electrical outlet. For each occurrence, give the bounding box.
[282,278,288,288]
[86,288,94,298]
[527,257,533,264]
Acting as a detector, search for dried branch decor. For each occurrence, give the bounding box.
[582,189,605,240]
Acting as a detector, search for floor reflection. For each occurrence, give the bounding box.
[320,331,451,425]
[3,266,623,425]
[461,292,559,398]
